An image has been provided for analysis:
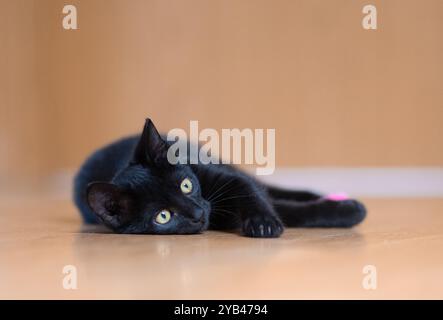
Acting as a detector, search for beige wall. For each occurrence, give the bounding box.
[1,0,443,181]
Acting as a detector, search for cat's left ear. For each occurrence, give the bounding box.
[87,182,136,229]
[132,118,169,166]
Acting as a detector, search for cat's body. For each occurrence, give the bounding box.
[74,119,366,237]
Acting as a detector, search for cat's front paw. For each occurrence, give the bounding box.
[242,215,284,238]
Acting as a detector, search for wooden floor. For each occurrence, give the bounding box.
[0,193,442,299]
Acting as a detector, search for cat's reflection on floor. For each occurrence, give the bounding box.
[73,224,365,265]
[70,224,365,297]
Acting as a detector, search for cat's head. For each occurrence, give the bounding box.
[86,119,211,234]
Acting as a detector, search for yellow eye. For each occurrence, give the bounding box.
[180,178,193,194]
[155,209,171,224]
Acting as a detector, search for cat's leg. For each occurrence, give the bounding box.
[267,185,352,203]
[273,198,366,228]
[241,208,284,238]
[213,174,284,238]
[197,165,283,237]
[266,185,322,202]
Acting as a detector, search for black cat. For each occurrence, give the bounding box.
[73,119,366,237]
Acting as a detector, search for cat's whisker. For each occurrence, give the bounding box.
[207,177,235,201]
[211,194,256,205]
[214,208,237,216]
[211,209,231,219]
[209,185,238,203]
[212,203,237,209]
[208,180,244,203]
[209,177,235,199]
[207,177,226,201]
[212,209,242,226]
[205,174,223,200]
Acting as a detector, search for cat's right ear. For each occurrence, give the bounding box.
[132,118,168,166]
[86,182,135,229]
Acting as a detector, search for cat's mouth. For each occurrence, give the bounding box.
[197,200,211,231]
[192,211,210,232]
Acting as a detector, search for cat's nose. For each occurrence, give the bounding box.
[193,208,204,221]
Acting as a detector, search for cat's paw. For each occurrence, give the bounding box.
[242,215,284,238]
[321,199,367,227]
[336,199,367,226]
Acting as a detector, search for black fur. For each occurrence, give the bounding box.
[73,119,366,238]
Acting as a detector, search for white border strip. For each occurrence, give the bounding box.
[259,167,443,198]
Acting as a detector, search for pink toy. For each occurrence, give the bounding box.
[324,192,350,201]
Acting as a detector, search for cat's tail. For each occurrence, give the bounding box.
[266,186,366,228]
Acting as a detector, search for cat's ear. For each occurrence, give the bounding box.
[132,118,168,166]
[87,182,135,228]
